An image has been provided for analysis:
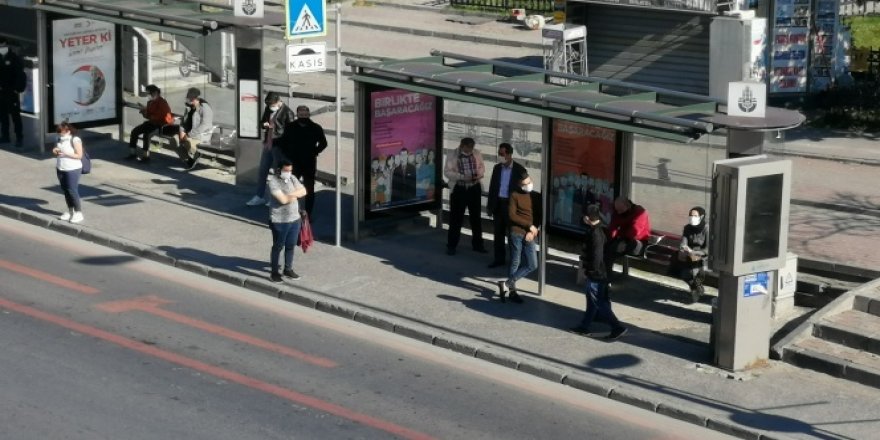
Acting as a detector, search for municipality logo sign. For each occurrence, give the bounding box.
[728,81,766,118]
[737,86,757,113]
[235,0,264,18]
[286,0,326,39]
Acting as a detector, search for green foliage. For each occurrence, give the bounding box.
[846,16,880,48]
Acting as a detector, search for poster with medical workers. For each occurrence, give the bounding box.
[52,18,116,124]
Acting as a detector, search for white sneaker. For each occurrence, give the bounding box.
[70,212,84,224]
[58,211,72,221]
[246,195,266,206]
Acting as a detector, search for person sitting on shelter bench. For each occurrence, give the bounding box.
[165,87,213,170]
[605,196,651,278]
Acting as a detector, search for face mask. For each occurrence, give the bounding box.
[58,133,71,141]
[270,105,280,112]
[0,47,8,56]
[522,183,534,193]
[689,215,702,226]
[279,171,292,181]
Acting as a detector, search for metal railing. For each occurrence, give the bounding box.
[449,0,717,13]
[449,0,553,13]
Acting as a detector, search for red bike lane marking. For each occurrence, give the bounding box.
[96,295,338,368]
[0,296,435,440]
[0,259,100,295]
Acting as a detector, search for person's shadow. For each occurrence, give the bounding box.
[157,245,266,277]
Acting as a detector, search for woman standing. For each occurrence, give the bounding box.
[52,122,84,223]
[267,160,307,282]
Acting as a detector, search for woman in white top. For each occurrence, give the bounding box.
[51,122,85,223]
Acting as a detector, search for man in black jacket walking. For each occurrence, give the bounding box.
[281,105,327,217]
[486,143,527,268]
[0,38,26,147]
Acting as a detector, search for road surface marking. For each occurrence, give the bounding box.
[96,295,337,368]
[0,259,100,295]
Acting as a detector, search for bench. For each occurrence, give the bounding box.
[149,124,237,168]
[576,231,682,285]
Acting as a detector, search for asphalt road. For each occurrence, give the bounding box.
[0,216,733,439]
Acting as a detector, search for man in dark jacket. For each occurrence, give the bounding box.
[486,142,527,268]
[0,38,26,147]
[570,204,628,340]
[280,105,327,217]
[247,92,296,206]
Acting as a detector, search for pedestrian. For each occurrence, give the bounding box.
[128,84,172,162]
[668,206,709,304]
[51,122,85,224]
[0,38,26,148]
[497,173,540,303]
[280,105,327,218]
[172,87,213,169]
[486,142,527,268]
[570,204,628,340]
[605,197,652,278]
[444,137,488,255]
[267,160,308,283]
[247,92,296,206]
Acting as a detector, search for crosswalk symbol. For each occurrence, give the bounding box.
[286,0,326,39]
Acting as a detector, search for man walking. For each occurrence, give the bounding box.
[570,204,628,340]
[280,105,327,218]
[486,142,526,268]
[444,137,487,255]
[0,38,26,147]
[497,173,540,303]
[247,92,295,206]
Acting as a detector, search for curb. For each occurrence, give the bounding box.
[0,203,793,440]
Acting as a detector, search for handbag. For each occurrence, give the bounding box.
[298,213,314,252]
[81,151,92,175]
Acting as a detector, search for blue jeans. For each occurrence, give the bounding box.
[580,278,623,332]
[506,231,537,289]
[56,168,82,211]
[270,219,302,273]
[255,146,285,199]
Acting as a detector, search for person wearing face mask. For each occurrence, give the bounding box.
[128,84,172,162]
[497,173,541,303]
[486,142,526,268]
[444,137,487,255]
[279,105,327,218]
[247,92,296,206]
[51,122,85,224]
[172,87,213,169]
[670,206,709,304]
[0,38,27,147]
[267,160,308,283]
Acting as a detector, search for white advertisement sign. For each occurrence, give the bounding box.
[234,0,264,18]
[728,81,766,118]
[52,18,116,124]
[239,79,260,139]
[286,42,326,74]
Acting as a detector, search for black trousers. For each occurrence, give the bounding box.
[294,168,316,218]
[605,237,644,277]
[491,198,510,263]
[447,184,484,250]
[0,92,23,141]
[129,121,162,151]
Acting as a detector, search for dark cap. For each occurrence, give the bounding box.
[186,87,201,99]
[145,84,161,94]
[586,204,602,221]
[265,92,281,104]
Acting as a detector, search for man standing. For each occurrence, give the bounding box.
[570,204,628,340]
[497,173,540,303]
[0,38,27,147]
[605,197,652,278]
[391,148,417,203]
[486,143,527,268]
[267,160,307,283]
[172,88,213,169]
[281,105,327,218]
[444,137,487,255]
[128,84,172,162]
[247,92,295,206]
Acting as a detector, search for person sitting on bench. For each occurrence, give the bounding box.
[604,197,652,278]
[168,87,213,170]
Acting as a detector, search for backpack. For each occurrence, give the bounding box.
[77,137,91,174]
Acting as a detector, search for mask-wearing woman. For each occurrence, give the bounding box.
[51,122,85,223]
[674,206,708,304]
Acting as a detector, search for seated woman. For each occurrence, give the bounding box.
[670,206,709,304]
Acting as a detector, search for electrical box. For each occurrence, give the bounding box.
[542,24,587,85]
[710,155,792,276]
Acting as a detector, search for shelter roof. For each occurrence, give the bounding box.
[347,51,805,143]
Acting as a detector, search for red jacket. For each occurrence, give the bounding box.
[608,204,651,241]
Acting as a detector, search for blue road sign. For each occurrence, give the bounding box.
[742,272,770,298]
[286,0,326,39]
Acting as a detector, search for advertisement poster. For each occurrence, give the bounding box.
[369,89,438,211]
[549,120,617,232]
[749,18,767,82]
[810,0,838,92]
[52,18,116,124]
[770,0,810,93]
[238,79,260,139]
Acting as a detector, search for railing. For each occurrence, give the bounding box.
[449,0,717,13]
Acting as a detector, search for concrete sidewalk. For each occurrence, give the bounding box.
[2,134,880,440]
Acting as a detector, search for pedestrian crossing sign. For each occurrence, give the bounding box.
[286,0,326,39]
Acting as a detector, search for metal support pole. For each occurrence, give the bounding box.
[36,11,48,154]
[538,117,550,295]
[334,3,342,247]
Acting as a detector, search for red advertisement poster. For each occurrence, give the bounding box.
[550,120,617,231]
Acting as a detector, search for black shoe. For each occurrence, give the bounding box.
[508,290,524,304]
[567,326,590,336]
[270,272,283,283]
[488,261,505,268]
[138,156,151,164]
[473,247,488,254]
[607,327,628,340]
[283,269,301,280]
[446,247,456,256]
[497,280,507,303]
[124,154,138,161]
[185,152,201,170]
